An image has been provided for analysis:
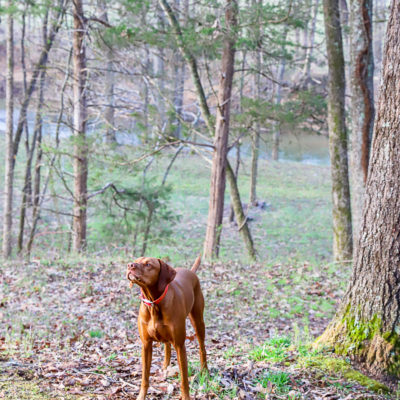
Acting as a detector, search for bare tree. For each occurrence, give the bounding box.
[72,0,89,252]
[159,0,256,260]
[250,0,262,205]
[203,0,238,259]
[2,0,15,258]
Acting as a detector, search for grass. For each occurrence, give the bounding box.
[257,371,291,394]
[250,337,291,363]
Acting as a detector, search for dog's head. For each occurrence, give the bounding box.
[126,257,176,291]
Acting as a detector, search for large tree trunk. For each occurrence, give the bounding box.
[317,0,400,376]
[2,1,14,259]
[323,0,353,262]
[72,0,88,252]
[349,0,374,245]
[203,0,238,259]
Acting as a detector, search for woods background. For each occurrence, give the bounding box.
[1,0,400,399]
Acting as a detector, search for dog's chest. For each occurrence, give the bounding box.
[146,318,171,342]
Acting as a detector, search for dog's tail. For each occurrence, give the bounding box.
[191,254,201,273]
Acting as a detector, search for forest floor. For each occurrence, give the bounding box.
[0,155,398,399]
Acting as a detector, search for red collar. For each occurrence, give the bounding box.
[140,285,169,307]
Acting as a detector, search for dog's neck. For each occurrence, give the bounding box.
[140,284,164,303]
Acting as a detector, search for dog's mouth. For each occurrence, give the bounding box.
[127,271,145,289]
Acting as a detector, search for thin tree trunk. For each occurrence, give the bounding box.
[230,50,246,221]
[18,70,46,253]
[97,0,116,144]
[250,0,261,205]
[302,0,320,85]
[72,0,89,252]
[155,5,166,134]
[323,0,353,262]
[226,163,256,260]
[27,48,72,255]
[170,0,185,139]
[272,30,288,161]
[18,10,49,253]
[159,0,214,135]
[141,204,154,256]
[317,0,400,375]
[2,0,65,258]
[203,0,238,259]
[2,0,14,259]
[12,1,65,163]
[349,0,374,245]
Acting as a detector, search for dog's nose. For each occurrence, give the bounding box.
[127,262,138,270]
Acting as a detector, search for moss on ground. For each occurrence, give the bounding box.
[0,378,52,399]
[298,354,390,394]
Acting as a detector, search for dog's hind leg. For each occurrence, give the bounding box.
[189,287,208,372]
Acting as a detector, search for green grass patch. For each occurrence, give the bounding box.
[250,336,291,363]
[256,371,291,394]
[89,329,104,338]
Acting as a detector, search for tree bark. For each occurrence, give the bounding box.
[2,0,14,259]
[349,0,374,245]
[323,0,353,262]
[72,0,89,252]
[317,0,400,376]
[203,0,238,259]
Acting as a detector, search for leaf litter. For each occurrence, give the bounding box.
[0,257,395,399]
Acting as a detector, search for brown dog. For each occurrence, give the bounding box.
[126,256,207,400]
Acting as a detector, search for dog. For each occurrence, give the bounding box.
[126,256,207,400]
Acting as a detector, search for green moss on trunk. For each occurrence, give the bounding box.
[316,305,400,376]
[298,354,390,393]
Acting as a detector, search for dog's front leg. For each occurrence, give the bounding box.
[175,343,191,400]
[138,340,153,400]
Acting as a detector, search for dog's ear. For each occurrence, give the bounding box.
[157,259,176,292]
